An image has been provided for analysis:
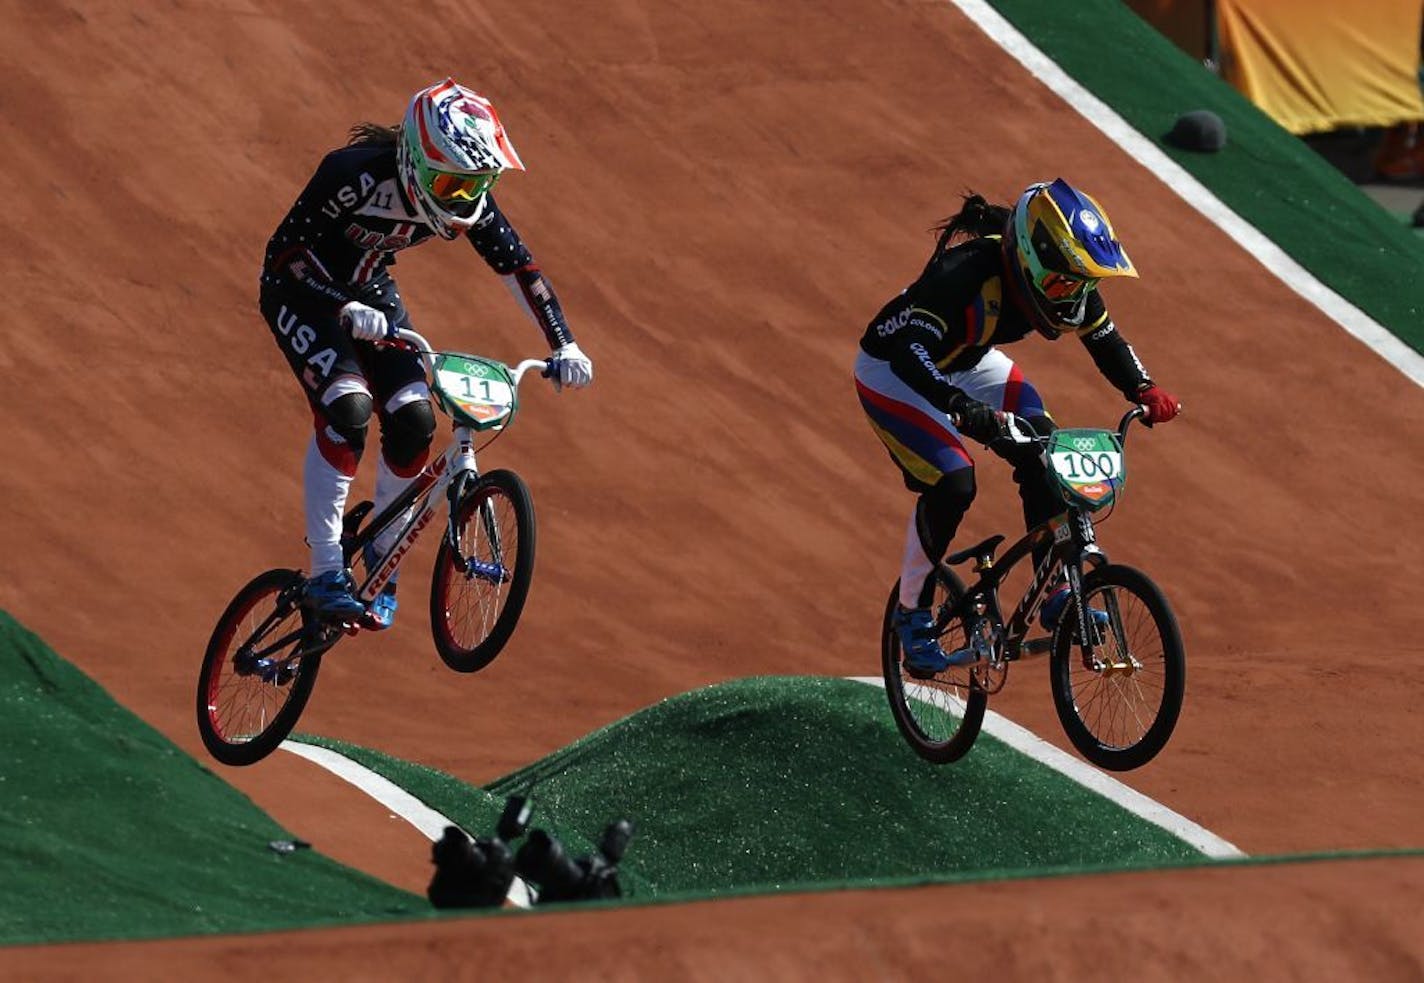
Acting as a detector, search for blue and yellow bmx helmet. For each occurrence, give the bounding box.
[1006,178,1138,338]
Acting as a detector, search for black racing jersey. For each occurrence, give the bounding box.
[859,236,1151,413]
[260,142,573,349]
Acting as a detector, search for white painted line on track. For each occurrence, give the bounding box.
[848,676,1245,859]
[280,739,533,908]
[947,0,1424,388]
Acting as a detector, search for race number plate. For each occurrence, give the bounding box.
[1046,429,1124,510]
[432,354,517,431]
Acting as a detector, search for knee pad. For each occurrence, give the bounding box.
[323,391,373,456]
[381,399,437,472]
[915,467,977,560]
[926,467,977,513]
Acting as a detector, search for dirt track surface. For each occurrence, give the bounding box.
[9,857,1424,981]
[2,0,1421,977]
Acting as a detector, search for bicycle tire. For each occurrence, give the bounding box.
[196,568,335,766]
[430,468,536,672]
[1049,563,1185,771]
[880,568,988,764]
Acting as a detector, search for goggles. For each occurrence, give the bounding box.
[415,155,502,211]
[1036,270,1097,304]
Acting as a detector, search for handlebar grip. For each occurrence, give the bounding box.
[1011,415,1042,441]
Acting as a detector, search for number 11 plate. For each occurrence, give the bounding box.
[432,354,517,431]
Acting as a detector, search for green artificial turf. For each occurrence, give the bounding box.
[986,0,1424,355]
[0,611,427,946]
[306,676,1205,903]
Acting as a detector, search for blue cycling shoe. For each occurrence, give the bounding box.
[1040,585,1110,632]
[894,606,977,678]
[363,586,398,630]
[304,569,366,620]
[360,545,399,630]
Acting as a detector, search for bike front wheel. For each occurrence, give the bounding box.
[430,468,536,672]
[881,568,988,764]
[196,569,336,766]
[1049,563,1186,771]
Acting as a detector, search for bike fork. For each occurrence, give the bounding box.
[446,479,512,584]
[446,466,478,562]
[1065,511,1114,666]
[1064,562,1096,664]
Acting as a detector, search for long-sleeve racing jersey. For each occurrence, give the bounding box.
[859,236,1151,413]
[260,142,573,350]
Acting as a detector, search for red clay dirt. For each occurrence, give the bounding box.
[1,0,1421,978]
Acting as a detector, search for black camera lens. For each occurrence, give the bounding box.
[599,819,634,863]
[498,795,532,841]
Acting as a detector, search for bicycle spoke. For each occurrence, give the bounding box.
[1054,567,1184,767]
[198,570,324,762]
[431,471,536,672]
[881,568,989,763]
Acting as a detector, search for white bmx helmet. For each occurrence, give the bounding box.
[397,78,525,239]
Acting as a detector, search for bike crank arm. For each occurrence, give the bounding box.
[1017,636,1053,658]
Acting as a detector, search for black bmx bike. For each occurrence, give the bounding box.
[197,329,549,765]
[881,407,1185,771]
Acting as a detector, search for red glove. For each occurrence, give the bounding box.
[1138,385,1181,426]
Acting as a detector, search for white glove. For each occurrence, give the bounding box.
[550,341,593,391]
[340,301,391,343]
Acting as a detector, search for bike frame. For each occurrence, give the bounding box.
[940,509,1106,665]
[937,408,1146,667]
[342,328,547,606]
[233,456,460,670]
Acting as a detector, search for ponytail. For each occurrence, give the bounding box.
[932,193,1011,255]
[347,122,401,147]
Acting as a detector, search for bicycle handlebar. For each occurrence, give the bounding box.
[1011,404,1150,447]
[1116,405,1149,445]
[388,328,551,386]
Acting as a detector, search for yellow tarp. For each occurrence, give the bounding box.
[1217,0,1424,134]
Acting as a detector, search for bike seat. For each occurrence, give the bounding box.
[945,534,1005,566]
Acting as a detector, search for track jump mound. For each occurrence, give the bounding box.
[303,676,1209,904]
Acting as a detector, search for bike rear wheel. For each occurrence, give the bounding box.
[196,568,336,766]
[881,568,988,764]
[1049,563,1185,771]
[430,468,536,672]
